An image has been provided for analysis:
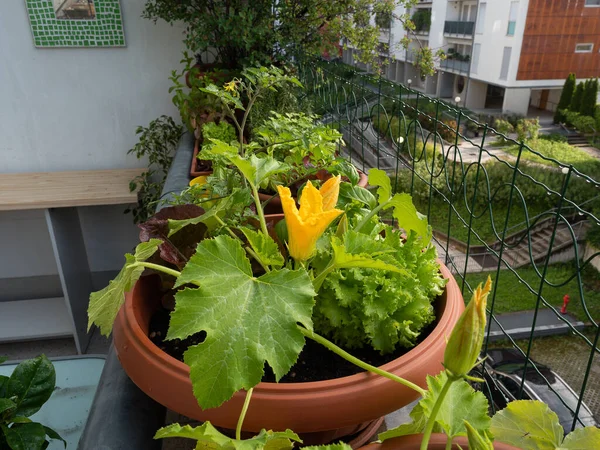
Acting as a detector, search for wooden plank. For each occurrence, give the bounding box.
[0,169,144,211]
[0,298,73,342]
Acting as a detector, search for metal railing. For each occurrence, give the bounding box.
[440,58,470,74]
[298,58,600,431]
[444,20,475,35]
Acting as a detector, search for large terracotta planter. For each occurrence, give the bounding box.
[113,263,464,438]
[361,434,519,449]
[190,138,213,178]
[259,169,369,214]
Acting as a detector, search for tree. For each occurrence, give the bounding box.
[581,78,599,117]
[570,82,585,113]
[142,0,435,73]
[553,73,575,123]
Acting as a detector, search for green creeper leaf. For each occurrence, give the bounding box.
[240,228,284,268]
[420,372,491,439]
[303,444,353,450]
[168,189,249,236]
[169,236,315,409]
[7,356,55,418]
[338,183,377,209]
[2,422,46,450]
[491,400,563,450]
[0,399,16,417]
[154,422,301,450]
[87,239,162,336]
[385,193,431,246]
[368,168,392,204]
[464,420,494,450]
[229,155,286,187]
[560,426,600,449]
[0,357,6,364]
[42,426,65,448]
[379,403,432,441]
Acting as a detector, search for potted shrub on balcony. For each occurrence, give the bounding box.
[88,137,465,445]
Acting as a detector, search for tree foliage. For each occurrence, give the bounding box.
[553,73,575,124]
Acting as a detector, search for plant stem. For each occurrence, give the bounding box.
[298,326,426,396]
[236,387,254,440]
[354,201,387,233]
[132,262,181,279]
[251,184,269,237]
[445,435,453,450]
[312,260,336,293]
[420,374,455,450]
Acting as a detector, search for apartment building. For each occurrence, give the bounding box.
[342,0,600,116]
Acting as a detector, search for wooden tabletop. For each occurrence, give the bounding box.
[0,169,145,211]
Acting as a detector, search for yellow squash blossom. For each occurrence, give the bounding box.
[224,80,237,92]
[277,176,343,262]
[443,276,492,377]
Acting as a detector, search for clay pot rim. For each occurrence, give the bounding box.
[122,262,460,394]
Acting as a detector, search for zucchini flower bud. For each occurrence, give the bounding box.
[443,276,492,378]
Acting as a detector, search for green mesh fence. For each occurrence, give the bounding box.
[298,58,600,431]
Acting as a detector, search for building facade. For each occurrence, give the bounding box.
[342,0,600,115]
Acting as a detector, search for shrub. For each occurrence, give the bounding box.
[572,114,597,133]
[554,73,576,123]
[564,109,581,127]
[595,105,600,130]
[494,118,514,142]
[516,118,540,142]
[411,9,431,31]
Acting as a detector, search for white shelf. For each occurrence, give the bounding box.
[0,298,73,342]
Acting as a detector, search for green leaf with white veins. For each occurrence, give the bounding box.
[420,372,491,439]
[385,193,431,246]
[240,228,284,268]
[560,426,600,450]
[88,239,162,336]
[368,168,392,204]
[491,400,563,450]
[229,154,287,187]
[154,422,301,450]
[168,236,315,409]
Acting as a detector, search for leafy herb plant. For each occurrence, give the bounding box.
[127,115,184,223]
[0,355,65,450]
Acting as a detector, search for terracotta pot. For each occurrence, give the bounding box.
[190,138,214,178]
[113,263,463,439]
[360,434,519,450]
[185,63,235,89]
[259,169,369,214]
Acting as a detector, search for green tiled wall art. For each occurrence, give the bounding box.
[26,0,125,48]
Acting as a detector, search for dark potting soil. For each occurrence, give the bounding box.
[148,307,437,383]
[195,159,212,172]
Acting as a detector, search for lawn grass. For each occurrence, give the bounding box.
[463,263,600,323]
[504,139,599,173]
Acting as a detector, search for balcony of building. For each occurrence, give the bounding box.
[444,20,475,38]
[440,47,471,74]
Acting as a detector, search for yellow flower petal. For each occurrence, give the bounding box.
[277,183,343,262]
[189,176,208,187]
[320,175,341,211]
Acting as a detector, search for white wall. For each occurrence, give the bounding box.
[470,0,530,87]
[0,2,186,282]
[503,87,531,115]
[0,1,185,173]
[466,79,487,109]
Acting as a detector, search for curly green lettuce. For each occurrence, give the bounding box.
[313,228,446,354]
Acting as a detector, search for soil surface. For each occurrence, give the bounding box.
[148,307,437,383]
[194,159,212,172]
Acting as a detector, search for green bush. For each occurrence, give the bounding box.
[595,105,600,131]
[411,9,431,31]
[570,83,584,112]
[572,114,597,133]
[539,133,567,143]
[564,109,581,127]
[581,78,598,117]
[494,118,514,142]
[515,118,540,142]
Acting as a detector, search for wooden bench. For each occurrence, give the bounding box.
[0,169,143,353]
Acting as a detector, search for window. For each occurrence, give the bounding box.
[507,2,519,36]
[575,43,594,53]
[585,0,600,6]
[471,43,481,74]
[500,46,512,80]
[476,3,486,34]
